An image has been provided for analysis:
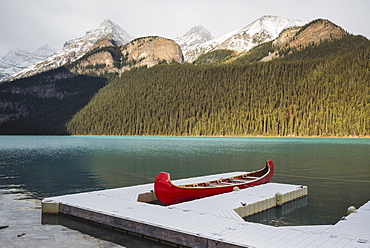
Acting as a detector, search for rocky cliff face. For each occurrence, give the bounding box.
[260,19,348,61]
[274,19,347,50]
[123,36,184,67]
[71,36,183,75]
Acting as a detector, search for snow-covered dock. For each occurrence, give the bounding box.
[42,172,370,247]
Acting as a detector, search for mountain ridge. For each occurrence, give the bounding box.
[68,36,183,76]
[194,18,351,65]
[183,15,307,62]
[0,22,368,136]
[4,19,133,82]
[174,25,213,57]
[0,45,56,81]
[2,15,308,81]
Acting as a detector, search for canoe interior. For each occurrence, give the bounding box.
[178,164,269,188]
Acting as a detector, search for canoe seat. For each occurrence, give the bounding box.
[220,182,235,185]
[231,179,249,183]
[242,176,259,179]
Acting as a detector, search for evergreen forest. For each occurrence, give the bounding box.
[0,68,108,134]
[66,35,369,137]
[0,34,369,137]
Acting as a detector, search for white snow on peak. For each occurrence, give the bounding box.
[34,44,57,57]
[0,45,57,81]
[5,19,133,81]
[174,25,213,55]
[184,25,211,36]
[64,19,133,48]
[184,15,307,62]
[242,15,306,39]
[2,16,308,81]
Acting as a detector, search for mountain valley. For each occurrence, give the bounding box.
[0,16,368,137]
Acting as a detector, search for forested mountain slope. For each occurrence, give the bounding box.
[0,68,108,134]
[0,20,368,137]
[66,35,369,137]
[0,37,182,135]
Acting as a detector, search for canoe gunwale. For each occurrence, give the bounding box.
[154,161,274,205]
[170,164,271,189]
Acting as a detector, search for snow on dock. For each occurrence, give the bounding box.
[42,172,370,247]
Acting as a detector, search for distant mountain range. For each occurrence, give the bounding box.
[3,20,133,82]
[0,15,368,137]
[2,16,308,81]
[177,15,307,62]
[0,45,56,81]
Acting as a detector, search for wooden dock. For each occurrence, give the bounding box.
[42,172,370,247]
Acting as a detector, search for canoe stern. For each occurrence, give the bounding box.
[154,172,176,205]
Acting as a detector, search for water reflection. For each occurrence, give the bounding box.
[0,136,369,227]
[244,196,308,226]
[42,213,171,248]
[0,146,103,199]
[0,189,169,248]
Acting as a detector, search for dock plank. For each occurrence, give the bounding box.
[276,232,317,248]
[329,239,353,248]
[254,228,306,247]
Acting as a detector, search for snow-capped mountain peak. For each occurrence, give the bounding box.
[241,15,306,40]
[3,16,308,81]
[184,25,210,36]
[174,25,213,55]
[64,19,133,48]
[34,44,57,57]
[183,15,307,62]
[0,45,57,81]
[5,19,133,81]
[98,19,132,44]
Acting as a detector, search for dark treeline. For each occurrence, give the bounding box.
[66,37,369,136]
[0,68,107,134]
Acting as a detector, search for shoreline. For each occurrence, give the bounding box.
[0,190,168,247]
[70,134,370,138]
[1,134,369,138]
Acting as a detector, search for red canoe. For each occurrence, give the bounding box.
[154,160,274,205]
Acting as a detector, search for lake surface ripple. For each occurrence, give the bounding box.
[1,136,369,245]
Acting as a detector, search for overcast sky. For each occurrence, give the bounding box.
[1,0,369,56]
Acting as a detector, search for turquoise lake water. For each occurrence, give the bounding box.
[0,136,369,246]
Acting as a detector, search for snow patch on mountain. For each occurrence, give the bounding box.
[5,19,133,81]
[63,19,132,48]
[2,16,308,80]
[184,15,307,62]
[0,45,57,81]
[174,25,213,55]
